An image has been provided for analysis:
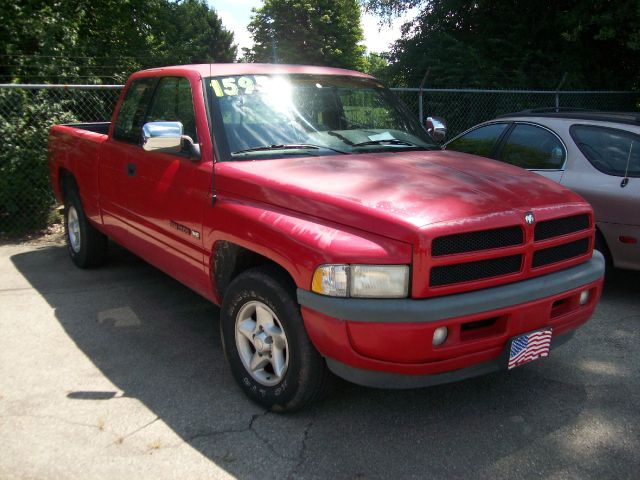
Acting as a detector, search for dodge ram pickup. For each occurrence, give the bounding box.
[49,64,605,411]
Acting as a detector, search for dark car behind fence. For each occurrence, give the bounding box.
[0,83,637,238]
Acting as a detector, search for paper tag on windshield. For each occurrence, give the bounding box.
[367,132,395,141]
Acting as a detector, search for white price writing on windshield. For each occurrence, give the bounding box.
[210,76,272,97]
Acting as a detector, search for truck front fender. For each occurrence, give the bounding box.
[203,196,412,301]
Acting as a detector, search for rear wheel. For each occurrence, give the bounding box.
[64,188,108,268]
[220,266,331,412]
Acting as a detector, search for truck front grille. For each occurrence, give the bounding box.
[534,214,590,240]
[427,213,592,290]
[432,226,523,256]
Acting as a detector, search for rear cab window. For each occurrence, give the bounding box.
[570,125,640,177]
[445,123,509,157]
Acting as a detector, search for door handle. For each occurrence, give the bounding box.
[127,163,136,176]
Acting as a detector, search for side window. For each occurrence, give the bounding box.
[446,123,509,157]
[570,125,640,177]
[113,78,157,143]
[145,77,198,143]
[498,124,565,169]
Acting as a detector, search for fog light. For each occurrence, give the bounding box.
[433,327,448,346]
[579,290,590,305]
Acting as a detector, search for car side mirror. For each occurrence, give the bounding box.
[142,121,201,159]
[425,116,448,143]
[142,121,184,153]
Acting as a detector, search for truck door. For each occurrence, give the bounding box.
[124,76,211,293]
[100,77,157,242]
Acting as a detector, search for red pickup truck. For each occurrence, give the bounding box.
[49,64,604,411]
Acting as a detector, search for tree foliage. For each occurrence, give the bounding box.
[153,0,237,66]
[362,52,390,80]
[0,0,238,235]
[361,0,640,89]
[0,0,237,83]
[0,89,78,234]
[245,0,366,70]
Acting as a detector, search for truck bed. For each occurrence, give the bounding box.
[48,123,111,222]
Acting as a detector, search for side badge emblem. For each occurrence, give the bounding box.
[524,212,535,225]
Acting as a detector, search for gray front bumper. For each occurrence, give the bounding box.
[297,251,604,323]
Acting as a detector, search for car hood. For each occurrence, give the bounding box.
[214,150,586,241]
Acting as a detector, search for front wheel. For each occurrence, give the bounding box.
[220,266,331,412]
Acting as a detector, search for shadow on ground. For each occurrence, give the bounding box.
[11,243,640,479]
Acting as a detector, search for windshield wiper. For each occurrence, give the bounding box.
[352,139,421,148]
[232,144,347,155]
[326,131,356,145]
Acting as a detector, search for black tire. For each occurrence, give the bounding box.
[220,265,331,412]
[64,188,108,268]
[595,230,614,278]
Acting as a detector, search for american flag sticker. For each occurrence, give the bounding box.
[508,329,553,370]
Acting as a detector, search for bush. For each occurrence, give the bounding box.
[0,89,77,236]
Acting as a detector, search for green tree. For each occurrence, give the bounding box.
[362,0,640,89]
[153,0,237,65]
[0,0,237,235]
[245,0,366,70]
[0,89,78,234]
[0,0,237,84]
[362,52,390,80]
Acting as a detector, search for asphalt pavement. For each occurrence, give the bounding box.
[1,239,638,479]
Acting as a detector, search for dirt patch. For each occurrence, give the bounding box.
[0,223,65,247]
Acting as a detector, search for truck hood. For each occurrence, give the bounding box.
[215,150,585,241]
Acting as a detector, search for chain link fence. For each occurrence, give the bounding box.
[0,83,638,238]
[0,85,122,237]
[392,88,639,137]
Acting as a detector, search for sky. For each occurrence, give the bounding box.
[209,0,418,56]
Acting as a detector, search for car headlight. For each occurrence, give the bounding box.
[311,264,409,298]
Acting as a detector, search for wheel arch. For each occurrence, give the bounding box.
[58,168,78,201]
[212,240,297,302]
[595,225,614,269]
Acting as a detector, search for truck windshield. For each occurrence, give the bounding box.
[205,74,438,160]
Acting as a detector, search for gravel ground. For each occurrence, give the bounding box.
[1,239,638,479]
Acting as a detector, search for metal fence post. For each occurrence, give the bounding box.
[418,69,430,124]
[555,73,568,112]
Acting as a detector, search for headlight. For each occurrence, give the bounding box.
[312,264,409,298]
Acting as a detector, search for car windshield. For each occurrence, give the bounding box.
[205,74,438,160]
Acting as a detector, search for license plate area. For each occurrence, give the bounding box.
[508,328,553,370]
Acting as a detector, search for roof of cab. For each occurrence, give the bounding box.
[135,63,373,79]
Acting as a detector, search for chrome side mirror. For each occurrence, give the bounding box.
[142,121,183,153]
[425,116,448,143]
